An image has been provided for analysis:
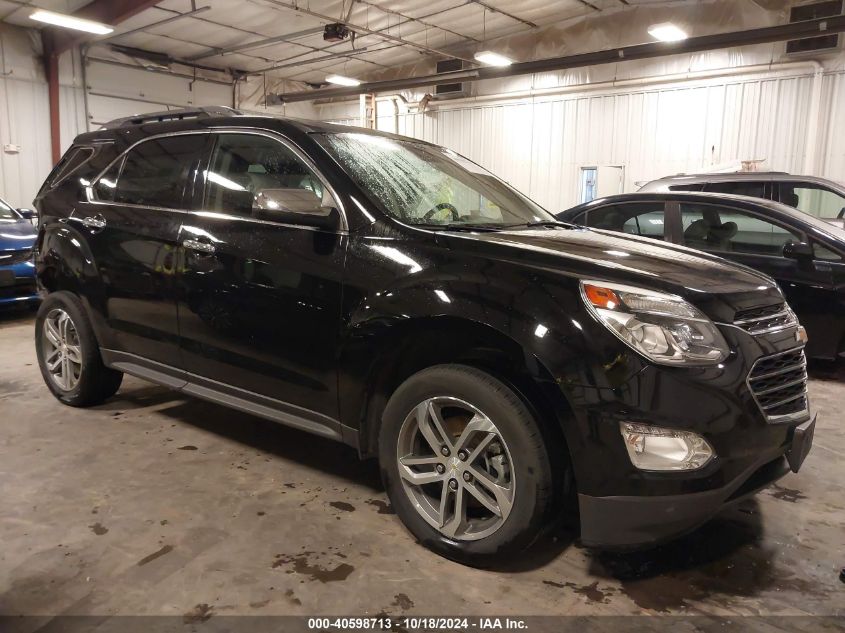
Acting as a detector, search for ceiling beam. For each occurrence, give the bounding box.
[273,15,845,103]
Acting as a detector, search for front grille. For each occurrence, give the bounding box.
[734,302,797,335]
[747,348,809,422]
[0,249,33,266]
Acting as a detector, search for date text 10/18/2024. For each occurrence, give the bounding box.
[307,617,529,630]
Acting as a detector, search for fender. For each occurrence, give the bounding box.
[338,232,649,480]
[36,219,115,349]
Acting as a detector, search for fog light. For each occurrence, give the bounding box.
[619,422,714,471]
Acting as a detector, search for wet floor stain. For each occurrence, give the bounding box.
[249,599,270,609]
[284,483,296,489]
[177,445,198,451]
[285,589,302,605]
[768,484,807,503]
[137,544,174,566]
[329,501,355,512]
[88,522,108,536]
[542,580,610,603]
[183,603,213,623]
[272,551,354,583]
[391,593,414,611]
[365,499,395,514]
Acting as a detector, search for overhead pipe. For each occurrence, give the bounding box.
[273,15,845,103]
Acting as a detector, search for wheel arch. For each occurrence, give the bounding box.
[346,315,577,477]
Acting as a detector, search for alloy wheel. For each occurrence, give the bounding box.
[42,308,83,391]
[396,396,515,541]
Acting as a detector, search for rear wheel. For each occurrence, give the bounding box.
[379,364,555,565]
[35,291,123,406]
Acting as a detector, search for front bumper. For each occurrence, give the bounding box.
[579,415,815,548]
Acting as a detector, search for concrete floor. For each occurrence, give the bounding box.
[1,309,843,622]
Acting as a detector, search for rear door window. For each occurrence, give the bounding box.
[680,203,801,256]
[582,202,667,239]
[94,134,208,209]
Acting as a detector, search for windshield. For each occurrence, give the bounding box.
[320,132,557,227]
[0,198,18,220]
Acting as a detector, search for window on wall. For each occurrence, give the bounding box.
[204,134,326,219]
[580,168,598,204]
[680,203,801,256]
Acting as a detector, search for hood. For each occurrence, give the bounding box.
[438,226,782,318]
[0,219,38,250]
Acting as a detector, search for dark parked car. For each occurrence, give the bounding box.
[33,108,815,564]
[639,172,845,228]
[0,195,38,308]
[557,192,845,360]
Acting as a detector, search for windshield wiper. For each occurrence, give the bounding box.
[506,220,576,229]
[413,223,506,232]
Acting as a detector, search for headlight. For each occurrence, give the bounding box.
[580,280,729,365]
[620,422,714,471]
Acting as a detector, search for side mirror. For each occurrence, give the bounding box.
[253,188,339,230]
[17,208,35,219]
[783,241,814,260]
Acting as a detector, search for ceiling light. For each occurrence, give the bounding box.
[30,9,114,35]
[326,74,361,86]
[474,51,512,67]
[647,22,688,42]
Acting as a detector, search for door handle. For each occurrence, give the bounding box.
[182,238,216,254]
[80,214,106,230]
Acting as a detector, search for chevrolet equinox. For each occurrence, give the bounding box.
[32,108,815,565]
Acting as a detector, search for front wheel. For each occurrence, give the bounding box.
[35,291,123,407]
[379,365,555,566]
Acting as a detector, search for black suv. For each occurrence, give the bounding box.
[33,107,815,564]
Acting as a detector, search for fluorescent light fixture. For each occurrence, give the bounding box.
[647,22,688,42]
[326,74,361,86]
[30,9,114,35]
[474,50,513,67]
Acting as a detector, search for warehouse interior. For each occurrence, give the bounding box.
[0,0,844,627]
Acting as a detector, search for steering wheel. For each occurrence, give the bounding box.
[423,202,460,222]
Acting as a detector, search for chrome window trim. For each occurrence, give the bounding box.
[49,146,96,189]
[84,127,348,232]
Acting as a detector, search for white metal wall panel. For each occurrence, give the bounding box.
[0,76,52,208]
[326,72,825,212]
[85,60,233,127]
[819,72,845,183]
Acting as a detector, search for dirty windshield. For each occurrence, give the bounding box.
[320,132,557,228]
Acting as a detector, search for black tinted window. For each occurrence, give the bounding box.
[703,181,766,198]
[681,203,800,256]
[204,134,325,220]
[48,147,94,187]
[93,159,122,202]
[583,202,666,239]
[111,135,206,208]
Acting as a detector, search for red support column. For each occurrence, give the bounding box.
[43,33,61,164]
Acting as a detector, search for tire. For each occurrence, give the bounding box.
[379,364,555,566]
[35,291,123,407]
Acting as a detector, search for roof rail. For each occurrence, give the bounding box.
[100,106,241,129]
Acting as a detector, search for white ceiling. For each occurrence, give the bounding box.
[0,0,779,84]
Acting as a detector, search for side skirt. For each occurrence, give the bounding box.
[101,349,359,449]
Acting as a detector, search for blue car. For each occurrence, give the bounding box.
[0,196,38,308]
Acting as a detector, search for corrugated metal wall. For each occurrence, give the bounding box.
[327,71,828,213]
[819,71,845,185]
